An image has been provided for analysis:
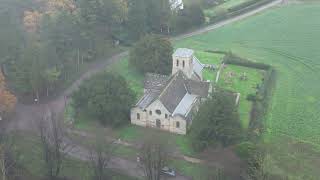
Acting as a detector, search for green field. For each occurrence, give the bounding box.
[175,3,320,178]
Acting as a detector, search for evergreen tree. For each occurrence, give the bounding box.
[190,90,242,151]
[129,35,173,75]
[72,72,135,127]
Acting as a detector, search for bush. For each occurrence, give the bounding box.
[72,72,135,127]
[223,53,270,70]
[234,141,257,160]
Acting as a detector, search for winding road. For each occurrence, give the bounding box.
[6,1,282,179]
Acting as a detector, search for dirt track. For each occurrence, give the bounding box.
[7,1,282,179]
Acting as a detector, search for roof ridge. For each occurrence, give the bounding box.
[159,71,179,98]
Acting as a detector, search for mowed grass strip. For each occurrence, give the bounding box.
[175,3,320,178]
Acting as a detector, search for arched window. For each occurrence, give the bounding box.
[176,60,179,67]
[156,109,161,115]
[149,111,152,115]
[182,60,185,68]
[176,121,180,128]
[156,119,161,128]
[137,113,140,120]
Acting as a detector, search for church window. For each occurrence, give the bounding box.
[165,114,168,119]
[182,61,185,67]
[176,121,180,128]
[137,113,140,120]
[149,111,152,115]
[156,109,161,115]
[176,60,179,66]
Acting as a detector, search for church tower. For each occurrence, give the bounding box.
[172,48,194,79]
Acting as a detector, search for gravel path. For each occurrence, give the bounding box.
[6,1,281,179]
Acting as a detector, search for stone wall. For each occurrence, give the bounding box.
[172,55,193,79]
[130,99,187,135]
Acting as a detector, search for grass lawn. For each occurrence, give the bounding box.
[195,51,224,81]
[117,125,196,157]
[107,57,144,98]
[170,159,214,179]
[175,3,320,179]
[218,64,264,128]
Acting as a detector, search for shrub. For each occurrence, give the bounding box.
[234,141,257,160]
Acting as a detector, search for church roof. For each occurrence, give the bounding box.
[136,71,210,116]
[172,93,197,116]
[173,48,194,58]
[136,90,160,109]
[159,71,188,113]
[144,73,170,91]
[192,56,204,78]
[185,79,210,98]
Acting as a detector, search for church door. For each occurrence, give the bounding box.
[156,119,161,128]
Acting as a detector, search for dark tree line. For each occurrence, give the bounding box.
[0,0,205,102]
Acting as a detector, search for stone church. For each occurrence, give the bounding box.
[130,48,211,135]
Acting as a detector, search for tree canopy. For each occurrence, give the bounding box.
[190,90,242,151]
[129,35,173,75]
[0,71,17,119]
[72,72,135,127]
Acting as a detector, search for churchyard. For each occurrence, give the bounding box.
[64,47,266,179]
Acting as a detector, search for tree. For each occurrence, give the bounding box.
[89,133,114,180]
[0,131,18,180]
[190,90,242,151]
[129,34,173,75]
[72,72,135,127]
[37,109,73,180]
[0,71,17,120]
[170,4,205,33]
[127,0,148,41]
[146,0,171,33]
[140,136,168,180]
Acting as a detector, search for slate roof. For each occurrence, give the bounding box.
[172,93,197,116]
[136,90,160,109]
[185,79,210,98]
[159,71,188,113]
[192,56,204,77]
[144,73,169,91]
[136,71,210,115]
[173,48,194,58]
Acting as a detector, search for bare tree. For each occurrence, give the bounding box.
[140,136,169,180]
[89,133,114,180]
[36,108,72,180]
[0,130,18,180]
